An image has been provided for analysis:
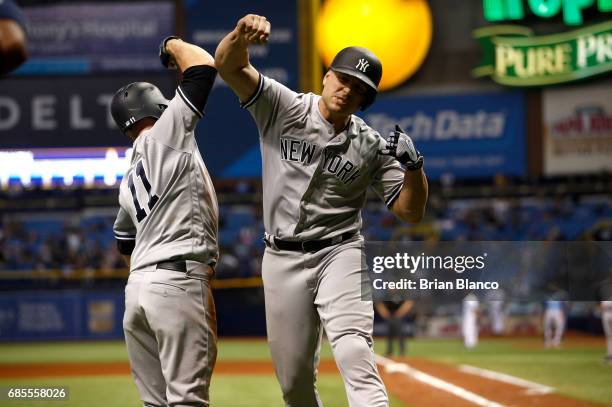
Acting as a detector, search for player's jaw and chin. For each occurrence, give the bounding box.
[321,72,365,117]
[321,89,363,118]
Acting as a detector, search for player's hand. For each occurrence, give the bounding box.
[379,125,424,171]
[159,36,180,69]
[236,14,270,45]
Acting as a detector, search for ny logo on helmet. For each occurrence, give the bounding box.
[356,58,369,72]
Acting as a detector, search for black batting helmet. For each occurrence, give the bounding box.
[330,46,382,110]
[110,82,168,134]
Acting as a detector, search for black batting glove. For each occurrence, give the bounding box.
[378,125,424,171]
[159,36,180,68]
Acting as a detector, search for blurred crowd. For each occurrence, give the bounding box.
[0,217,123,273]
[1,194,610,279]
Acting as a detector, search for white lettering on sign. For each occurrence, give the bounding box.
[0,97,20,131]
[366,110,506,141]
[32,96,57,130]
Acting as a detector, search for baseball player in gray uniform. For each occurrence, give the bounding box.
[111,37,218,406]
[216,14,428,407]
[597,270,612,364]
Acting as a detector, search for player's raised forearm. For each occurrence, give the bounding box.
[165,39,214,73]
[215,27,251,75]
[392,168,428,223]
[215,14,269,101]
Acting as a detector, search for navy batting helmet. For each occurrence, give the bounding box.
[110,82,168,134]
[330,46,382,110]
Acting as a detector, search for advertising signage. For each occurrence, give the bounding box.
[474,0,612,86]
[361,91,526,179]
[16,2,174,75]
[484,0,612,26]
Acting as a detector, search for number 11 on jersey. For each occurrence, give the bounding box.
[128,160,159,222]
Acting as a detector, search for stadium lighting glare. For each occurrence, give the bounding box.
[0,148,131,190]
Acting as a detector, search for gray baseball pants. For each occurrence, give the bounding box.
[123,263,217,407]
[603,309,612,357]
[262,235,388,407]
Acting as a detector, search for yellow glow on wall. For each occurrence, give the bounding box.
[316,0,433,91]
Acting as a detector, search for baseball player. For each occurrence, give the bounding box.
[112,37,218,406]
[543,286,568,349]
[485,288,505,335]
[0,0,28,75]
[596,270,612,364]
[462,293,480,349]
[215,14,428,407]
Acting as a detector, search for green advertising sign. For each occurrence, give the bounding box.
[473,20,612,86]
[483,0,612,26]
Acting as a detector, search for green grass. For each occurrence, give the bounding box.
[373,337,612,406]
[0,340,333,364]
[217,338,337,360]
[2,337,609,406]
[0,376,140,407]
[0,340,407,407]
[0,374,408,407]
[0,341,129,364]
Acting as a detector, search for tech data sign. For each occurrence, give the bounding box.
[473,0,612,86]
[362,91,526,179]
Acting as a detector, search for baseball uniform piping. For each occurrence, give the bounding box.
[240,74,264,109]
[178,86,204,118]
[385,184,403,208]
[114,232,136,240]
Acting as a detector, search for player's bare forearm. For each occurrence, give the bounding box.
[391,168,428,223]
[395,301,414,318]
[215,14,269,102]
[165,39,214,73]
[215,27,250,74]
[375,302,391,319]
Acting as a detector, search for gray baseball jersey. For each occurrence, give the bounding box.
[243,74,402,406]
[113,90,219,271]
[243,75,404,241]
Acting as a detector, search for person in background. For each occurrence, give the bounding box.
[596,269,612,364]
[462,292,480,349]
[543,284,569,349]
[375,298,414,357]
[486,288,506,336]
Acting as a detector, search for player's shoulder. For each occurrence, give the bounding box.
[166,88,201,118]
[350,115,385,147]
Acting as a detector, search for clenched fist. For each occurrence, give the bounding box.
[236,14,271,45]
